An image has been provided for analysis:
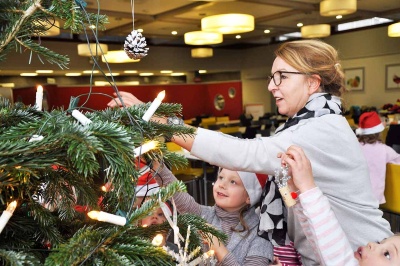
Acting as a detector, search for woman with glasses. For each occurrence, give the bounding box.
[108,39,392,265]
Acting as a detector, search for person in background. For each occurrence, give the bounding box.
[151,161,274,265]
[356,111,400,204]
[277,145,400,266]
[107,39,393,265]
[134,163,177,250]
[134,162,160,208]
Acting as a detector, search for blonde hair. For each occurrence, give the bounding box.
[275,39,346,96]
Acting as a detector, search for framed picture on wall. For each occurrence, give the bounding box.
[385,64,400,90]
[344,67,364,91]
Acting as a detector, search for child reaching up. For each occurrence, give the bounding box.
[151,161,274,265]
[278,145,400,266]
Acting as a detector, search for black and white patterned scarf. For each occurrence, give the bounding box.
[258,93,342,247]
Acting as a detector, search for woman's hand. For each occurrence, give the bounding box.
[107,91,143,107]
[278,145,316,194]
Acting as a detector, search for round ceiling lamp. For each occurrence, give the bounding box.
[184,31,223,45]
[34,20,60,36]
[101,50,140,63]
[201,13,254,34]
[388,22,400,37]
[77,43,108,56]
[191,48,213,58]
[320,0,357,16]
[301,24,331,38]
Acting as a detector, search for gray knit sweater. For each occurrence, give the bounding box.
[154,166,273,265]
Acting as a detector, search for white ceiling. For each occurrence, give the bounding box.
[67,0,400,48]
[1,0,400,77]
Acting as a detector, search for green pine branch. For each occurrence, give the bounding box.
[0,249,41,266]
[0,0,108,67]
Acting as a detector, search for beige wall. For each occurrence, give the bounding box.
[241,26,400,113]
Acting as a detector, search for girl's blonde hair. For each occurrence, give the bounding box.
[275,39,346,97]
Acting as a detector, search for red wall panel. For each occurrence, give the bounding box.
[12,82,242,119]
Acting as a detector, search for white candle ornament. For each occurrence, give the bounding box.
[142,90,165,122]
[152,234,164,246]
[35,85,43,111]
[87,211,126,226]
[0,201,17,234]
[72,110,92,126]
[133,141,158,157]
[29,134,44,142]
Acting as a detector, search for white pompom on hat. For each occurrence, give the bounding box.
[237,171,268,207]
[135,162,159,197]
[356,111,384,135]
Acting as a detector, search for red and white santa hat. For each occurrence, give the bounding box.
[237,171,268,207]
[135,162,160,197]
[356,111,384,136]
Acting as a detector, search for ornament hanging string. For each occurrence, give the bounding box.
[131,0,135,29]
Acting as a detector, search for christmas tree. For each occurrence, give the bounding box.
[0,1,225,265]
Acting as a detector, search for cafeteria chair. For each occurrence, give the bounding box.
[200,117,217,129]
[219,126,240,134]
[380,163,400,233]
[216,116,230,122]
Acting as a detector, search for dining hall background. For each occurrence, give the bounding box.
[0,25,399,119]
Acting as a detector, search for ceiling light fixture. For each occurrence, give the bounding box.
[77,43,108,57]
[184,31,223,45]
[301,24,331,38]
[201,13,254,34]
[20,73,38,76]
[36,70,54,74]
[139,73,154,76]
[388,22,400,37]
[320,0,356,16]
[171,73,185,76]
[35,20,60,36]
[191,48,213,58]
[101,50,140,63]
[65,73,82,76]
[83,70,100,74]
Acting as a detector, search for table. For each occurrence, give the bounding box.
[173,150,209,205]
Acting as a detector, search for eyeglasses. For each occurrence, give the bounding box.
[267,71,307,86]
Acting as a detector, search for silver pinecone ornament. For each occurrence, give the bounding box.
[124,30,149,60]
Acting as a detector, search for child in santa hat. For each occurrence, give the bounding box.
[135,162,177,250]
[356,111,400,204]
[151,161,274,265]
[277,145,400,266]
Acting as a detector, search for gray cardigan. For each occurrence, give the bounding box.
[191,114,393,265]
[154,166,273,265]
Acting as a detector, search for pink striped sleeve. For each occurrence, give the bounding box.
[296,187,358,266]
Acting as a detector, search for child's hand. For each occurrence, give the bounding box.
[203,226,228,262]
[279,145,316,193]
[272,256,283,265]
